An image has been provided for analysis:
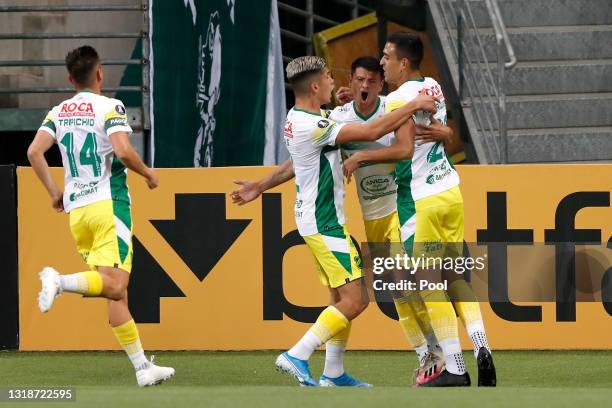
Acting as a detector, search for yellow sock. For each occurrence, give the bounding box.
[288,306,349,361]
[327,321,351,348]
[394,298,426,348]
[111,319,148,371]
[58,271,103,296]
[421,290,458,342]
[448,279,483,326]
[421,289,466,375]
[448,280,491,357]
[310,306,350,342]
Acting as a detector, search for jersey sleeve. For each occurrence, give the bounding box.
[385,96,408,114]
[104,101,132,136]
[326,106,342,122]
[310,117,344,147]
[38,109,57,139]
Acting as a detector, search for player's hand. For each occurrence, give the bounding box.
[335,86,353,104]
[51,190,64,212]
[342,154,361,183]
[412,93,438,113]
[415,115,452,145]
[231,180,262,205]
[145,169,159,189]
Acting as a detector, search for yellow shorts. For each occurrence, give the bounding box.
[303,225,363,288]
[363,211,401,243]
[401,186,464,257]
[69,199,134,273]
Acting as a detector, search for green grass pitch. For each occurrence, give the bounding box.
[1,351,611,407]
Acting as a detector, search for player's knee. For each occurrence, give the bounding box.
[104,277,128,300]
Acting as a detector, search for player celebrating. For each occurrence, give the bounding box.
[343,32,496,387]
[329,57,449,375]
[232,56,437,387]
[27,46,174,387]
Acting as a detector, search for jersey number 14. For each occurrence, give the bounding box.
[60,132,102,177]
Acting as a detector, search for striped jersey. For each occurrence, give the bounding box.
[38,91,133,212]
[328,97,398,221]
[385,77,459,203]
[284,107,346,237]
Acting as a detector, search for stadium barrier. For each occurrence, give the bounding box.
[17,165,612,350]
[0,165,18,350]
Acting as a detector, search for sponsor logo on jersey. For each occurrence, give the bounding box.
[360,174,393,194]
[418,83,444,99]
[69,181,99,202]
[108,118,127,126]
[59,102,95,118]
[283,121,293,138]
[317,119,330,129]
[115,104,126,115]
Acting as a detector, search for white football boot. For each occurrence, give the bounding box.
[38,267,62,313]
[136,356,175,387]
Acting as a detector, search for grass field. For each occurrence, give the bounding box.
[1,350,611,407]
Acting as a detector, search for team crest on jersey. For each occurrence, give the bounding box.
[115,105,126,115]
[317,119,330,129]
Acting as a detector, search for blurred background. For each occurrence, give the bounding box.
[0,0,610,168]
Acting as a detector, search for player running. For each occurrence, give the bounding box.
[231,56,438,386]
[343,32,496,387]
[27,46,174,387]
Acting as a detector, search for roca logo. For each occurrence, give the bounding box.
[61,102,93,113]
[360,175,392,194]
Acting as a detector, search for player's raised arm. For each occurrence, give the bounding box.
[334,93,435,144]
[231,159,295,205]
[343,119,416,181]
[27,130,64,212]
[109,131,158,189]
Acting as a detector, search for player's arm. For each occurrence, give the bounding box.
[334,93,435,144]
[415,115,452,145]
[231,159,294,206]
[108,131,158,189]
[27,130,64,212]
[343,119,416,181]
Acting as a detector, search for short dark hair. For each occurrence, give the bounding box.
[387,32,423,69]
[351,56,384,79]
[65,45,100,86]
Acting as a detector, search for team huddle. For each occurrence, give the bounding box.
[27,33,494,389]
[232,32,496,387]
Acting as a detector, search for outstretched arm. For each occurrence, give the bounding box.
[343,119,416,181]
[335,94,436,144]
[27,130,64,212]
[231,159,295,205]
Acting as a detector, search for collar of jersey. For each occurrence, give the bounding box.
[352,96,381,121]
[405,76,425,82]
[292,107,321,116]
[78,89,96,94]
